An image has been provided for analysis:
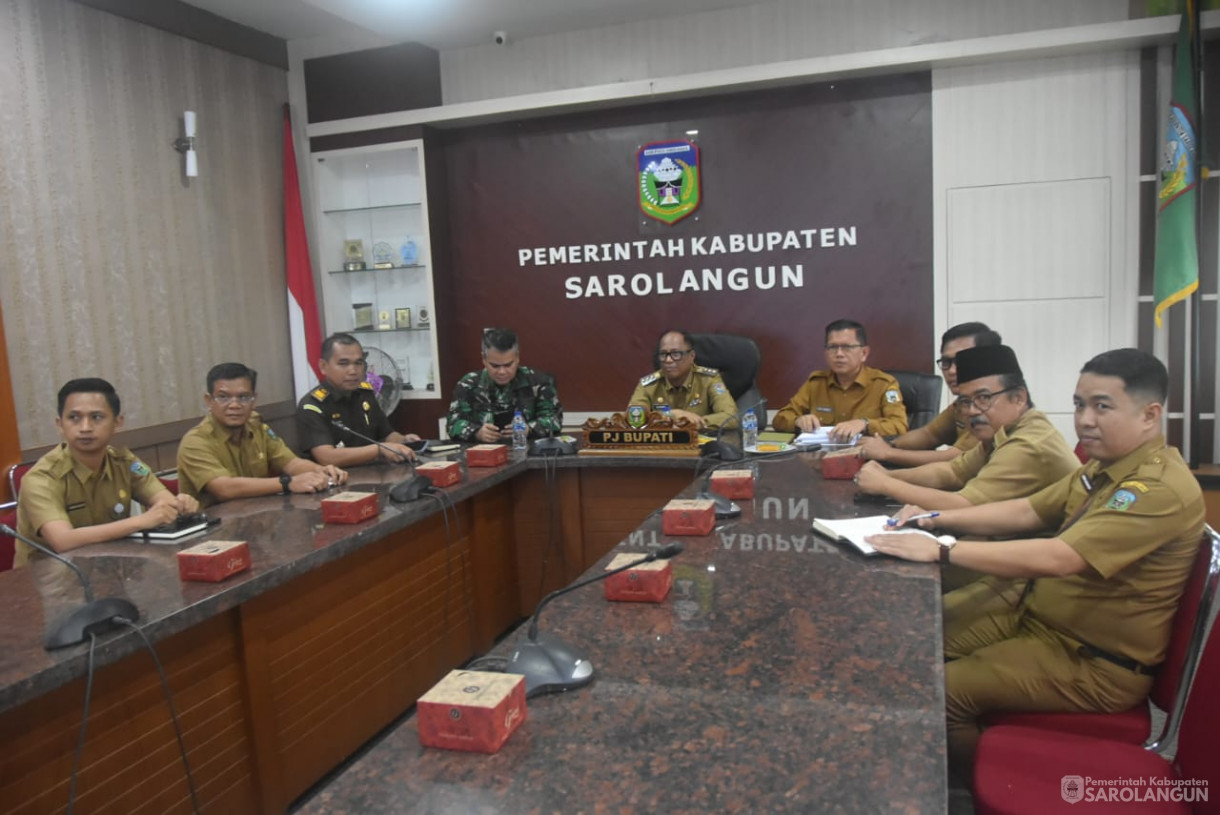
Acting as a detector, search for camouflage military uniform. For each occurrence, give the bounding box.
[446,366,563,441]
[627,365,738,428]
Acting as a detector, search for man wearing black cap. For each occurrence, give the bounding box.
[855,344,1078,510]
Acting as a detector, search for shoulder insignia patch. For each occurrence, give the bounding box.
[1106,489,1138,511]
[266,426,279,439]
[130,460,151,477]
[694,365,718,375]
[885,389,901,403]
[303,404,323,414]
[712,382,727,395]
[640,372,661,386]
[1118,480,1150,494]
[359,381,374,390]
[311,387,329,400]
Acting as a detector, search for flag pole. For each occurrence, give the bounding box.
[1189,0,1203,469]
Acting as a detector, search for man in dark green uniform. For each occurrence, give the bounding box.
[446,328,563,443]
[866,349,1204,780]
[296,333,421,466]
[627,329,737,429]
[16,378,199,566]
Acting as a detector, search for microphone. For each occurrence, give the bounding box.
[700,398,767,462]
[508,542,683,697]
[1,523,138,650]
[333,420,434,502]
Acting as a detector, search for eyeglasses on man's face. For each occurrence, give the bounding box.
[825,344,863,354]
[936,355,958,371]
[211,394,256,406]
[659,349,692,361]
[955,386,1018,412]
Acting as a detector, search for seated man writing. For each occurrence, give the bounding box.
[447,328,563,443]
[855,344,1078,510]
[296,333,421,466]
[772,319,907,442]
[857,322,1001,467]
[178,363,347,508]
[627,329,737,430]
[16,378,199,566]
[866,349,1203,780]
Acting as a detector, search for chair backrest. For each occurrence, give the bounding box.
[885,370,942,430]
[8,461,35,499]
[0,503,16,572]
[654,333,763,409]
[1151,525,1220,758]
[1072,441,1089,464]
[1168,535,1220,804]
[156,471,180,495]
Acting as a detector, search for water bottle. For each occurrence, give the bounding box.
[512,410,528,451]
[743,408,759,450]
[660,405,672,420]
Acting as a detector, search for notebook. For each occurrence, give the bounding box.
[811,515,937,556]
[129,514,219,542]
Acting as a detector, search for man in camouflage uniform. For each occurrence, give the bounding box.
[627,329,737,429]
[446,328,563,443]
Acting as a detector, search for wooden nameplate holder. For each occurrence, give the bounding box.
[579,412,701,457]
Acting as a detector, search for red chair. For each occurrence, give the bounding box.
[979,527,1220,746]
[0,503,15,572]
[155,469,180,495]
[1072,441,1088,464]
[7,460,36,498]
[973,548,1220,814]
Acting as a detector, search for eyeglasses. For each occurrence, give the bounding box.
[935,355,957,370]
[825,344,863,353]
[658,350,692,361]
[211,394,256,406]
[955,386,1019,412]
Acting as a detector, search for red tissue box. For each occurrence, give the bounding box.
[710,469,755,499]
[416,461,461,487]
[661,498,717,536]
[466,444,508,467]
[417,670,527,754]
[321,491,379,524]
[821,448,863,480]
[603,552,674,603]
[177,540,250,583]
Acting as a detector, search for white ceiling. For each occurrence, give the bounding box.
[181,0,772,49]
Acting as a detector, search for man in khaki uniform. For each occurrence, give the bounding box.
[628,329,737,429]
[857,322,1001,467]
[178,363,347,509]
[772,319,907,441]
[856,344,1078,510]
[866,349,1204,780]
[16,378,198,566]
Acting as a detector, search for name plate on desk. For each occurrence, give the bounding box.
[581,412,700,455]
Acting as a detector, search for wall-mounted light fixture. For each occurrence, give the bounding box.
[173,110,198,177]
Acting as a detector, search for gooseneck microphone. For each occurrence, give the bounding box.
[332,420,435,502]
[1,523,139,650]
[508,542,683,697]
[700,398,767,462]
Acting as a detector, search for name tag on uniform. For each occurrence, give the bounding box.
[815,406,833,413]
[66,502,86,511]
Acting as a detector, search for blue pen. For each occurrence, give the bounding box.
[886,511,940,528]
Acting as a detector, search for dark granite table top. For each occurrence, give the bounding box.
[0,448,730,714]
[298,454,947,814]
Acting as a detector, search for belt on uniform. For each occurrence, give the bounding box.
[1076,643,1160,677]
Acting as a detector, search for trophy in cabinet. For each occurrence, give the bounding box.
[343,239,366,271]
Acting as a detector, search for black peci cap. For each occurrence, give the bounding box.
[955,344,1023,385]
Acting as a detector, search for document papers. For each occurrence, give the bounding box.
[811,515,937,556]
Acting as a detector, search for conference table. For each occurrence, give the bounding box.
[0,447,946,814]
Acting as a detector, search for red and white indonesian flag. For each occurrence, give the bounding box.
[283,104,323,397]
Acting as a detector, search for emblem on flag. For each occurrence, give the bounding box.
[638,140,701,224]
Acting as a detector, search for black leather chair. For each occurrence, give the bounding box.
[886,370,942,431]
[652,333,763,413]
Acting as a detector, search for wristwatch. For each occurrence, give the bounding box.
[279,473,292,495]
[937,534,957,564]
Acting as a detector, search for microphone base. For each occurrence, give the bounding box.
[389,475,436,503]
[697,490,742,519]
[507,632,595,698]
[44,597,139,650]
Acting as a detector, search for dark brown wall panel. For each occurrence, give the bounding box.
[305,43,441,124]
[439,74,934,412]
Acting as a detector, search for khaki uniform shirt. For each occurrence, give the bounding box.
[921,403,978,451]
[627,366,738,428]
[15,444,165,566]
[177,412,297,508]
[1025,436,1204,667]
[948,409,1079,505]
[772,366,908,436]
